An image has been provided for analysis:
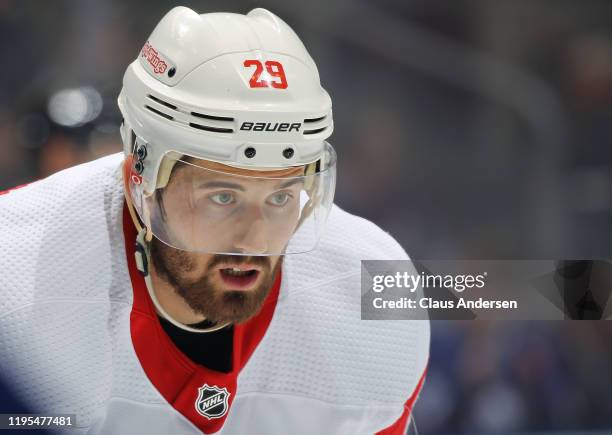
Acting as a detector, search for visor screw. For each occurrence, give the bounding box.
[168,67,176,78]
[135,144,147,161]
[283,148,294,159]
[244,147,256,158]
[134,160,144,174]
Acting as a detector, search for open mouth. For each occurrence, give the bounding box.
[218,266,260,290]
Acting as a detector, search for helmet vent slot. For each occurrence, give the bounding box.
[303,126,327,135]
[145,105,173,120]
[147,94,177,110]
[304,115,326,123]
[189,122,233,134]
[191,111,234,122]
[303,114,329,135]
[144,94,235,134]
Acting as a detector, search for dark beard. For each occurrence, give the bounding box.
[150,238,281,325]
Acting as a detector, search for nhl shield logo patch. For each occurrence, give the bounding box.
[195,384,231,419]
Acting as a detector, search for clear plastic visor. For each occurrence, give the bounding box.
[130,142,336,256]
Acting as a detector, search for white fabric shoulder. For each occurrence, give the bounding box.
[324,203,410,260]
[282,203,410,297]
[0,152,126,315]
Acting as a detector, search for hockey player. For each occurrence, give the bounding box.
[0,7,429,434]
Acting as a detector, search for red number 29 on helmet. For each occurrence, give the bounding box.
[243,60,288,89]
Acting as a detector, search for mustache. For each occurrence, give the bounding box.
[207,254,271,270]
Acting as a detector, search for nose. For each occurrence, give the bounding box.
[233,206,269,255]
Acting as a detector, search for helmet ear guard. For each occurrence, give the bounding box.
[122,155,147,239]
[123,135,179,244]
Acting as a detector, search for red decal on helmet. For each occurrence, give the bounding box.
[243,60,288,89]
[141,41,168,74]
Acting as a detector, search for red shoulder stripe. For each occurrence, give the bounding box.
[375,364,428,435]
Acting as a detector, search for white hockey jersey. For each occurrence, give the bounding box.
[0,153,429,434]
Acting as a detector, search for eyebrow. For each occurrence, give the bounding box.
[196,178,304,191]
[197,181,246,191]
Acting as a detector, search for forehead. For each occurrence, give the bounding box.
[180,155,306,178]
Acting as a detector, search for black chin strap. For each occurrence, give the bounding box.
[134,227,150,277]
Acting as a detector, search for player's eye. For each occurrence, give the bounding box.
[209,192,235,205]
[267,191,292,207]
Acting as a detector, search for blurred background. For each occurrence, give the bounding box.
[1,0,612,433]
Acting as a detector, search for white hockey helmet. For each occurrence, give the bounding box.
[118,6,336,256]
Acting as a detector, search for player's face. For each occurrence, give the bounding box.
[149,159,303,324]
